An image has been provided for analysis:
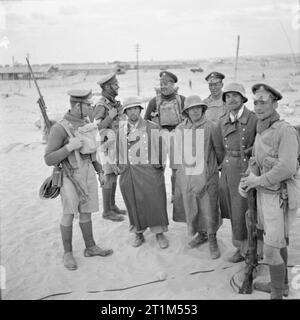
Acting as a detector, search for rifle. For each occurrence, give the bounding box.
[26,57,88,204]
[238,123,258,294]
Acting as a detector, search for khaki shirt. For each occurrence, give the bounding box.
[203,94,226,123]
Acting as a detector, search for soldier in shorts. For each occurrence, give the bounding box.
[45,89,113,271]
[241,83,300,299]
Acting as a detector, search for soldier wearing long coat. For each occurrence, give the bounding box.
[217,83,258,262]
[117,96,169,249]
[173,95,223,259]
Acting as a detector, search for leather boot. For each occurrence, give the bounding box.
[208,233,221,259]
[156,233,169,249]
[102,188,124,222]
[111,182,127,215]
[228,249,245,263]
[131,233,145,247]
[188,232,208,248]
[60,224,77,271]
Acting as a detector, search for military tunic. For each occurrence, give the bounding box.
[203,93,226,123]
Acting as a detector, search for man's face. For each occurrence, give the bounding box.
[76,101,91,118]
[254,96,276,120]
[225,92,244,112]
[160,80,175,96]
[208,80,223,96]
[107,79,119,96]
[187,106,203,123]
[126,106,141,123]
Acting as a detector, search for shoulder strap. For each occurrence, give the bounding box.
[58,119,75,138]
[155,89,162,113]
[175,94,183,113]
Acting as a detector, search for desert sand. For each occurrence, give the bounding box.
[0,55,300,300]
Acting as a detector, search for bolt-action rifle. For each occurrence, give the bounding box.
[238,123,258,294]
[26,57,88,203]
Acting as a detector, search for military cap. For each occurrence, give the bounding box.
[97,72,117,86]
[67,89,92,103]
[159,70,178,83]
[252,83,282,101]
[182,95,208,114]
[222,82,248,103]
[205,71,225,83]
[122,96,144,113]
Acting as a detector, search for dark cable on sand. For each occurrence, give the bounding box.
[38,265,234,300]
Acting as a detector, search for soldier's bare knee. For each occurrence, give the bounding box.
[61,214,74,226]
[79,212,91,223]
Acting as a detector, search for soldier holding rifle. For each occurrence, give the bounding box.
[44,89,113,271]
[241,83,300,299]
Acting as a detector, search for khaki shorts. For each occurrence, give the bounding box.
[60,159,99,215]
[257,191,297,248]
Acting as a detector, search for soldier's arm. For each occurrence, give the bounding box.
[44,124,70,166]
[258,126,299,187]
[93,104,114,130]
[144,98,156,120]
[211,120,225,166]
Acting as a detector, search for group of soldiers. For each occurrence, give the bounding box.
[44,69,300,300]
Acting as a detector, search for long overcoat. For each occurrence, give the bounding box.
[217,106,257,241]
[117,118,169,231]
[173,118,223,235]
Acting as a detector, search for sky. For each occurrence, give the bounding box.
[0,0,299,65]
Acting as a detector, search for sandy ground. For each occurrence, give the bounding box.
[0,57,300,300]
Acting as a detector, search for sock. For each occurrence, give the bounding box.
[60,224,73,253]
[102,188,112,213]
[280,247,288,285]
[269,263,285,300]
[79,220,96,249]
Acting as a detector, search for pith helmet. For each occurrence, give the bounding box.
[122,96,144,113]
[39,176,60,200]
[182,95,208,115]
[222,82,248,103]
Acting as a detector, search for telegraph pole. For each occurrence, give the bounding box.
[234,35,240,81]
[136,43,140,96]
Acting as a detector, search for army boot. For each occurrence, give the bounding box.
[102,188,124,222]
[131,233,145,247]
[79,220,114,257]
[156,233,169,249]
[188,231,208,248]
[208,233,221,259]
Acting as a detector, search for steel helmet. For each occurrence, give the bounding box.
[39,176,60,200]
[182,95,208,115]
[222,82,248,103]
[122,96,144,113]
